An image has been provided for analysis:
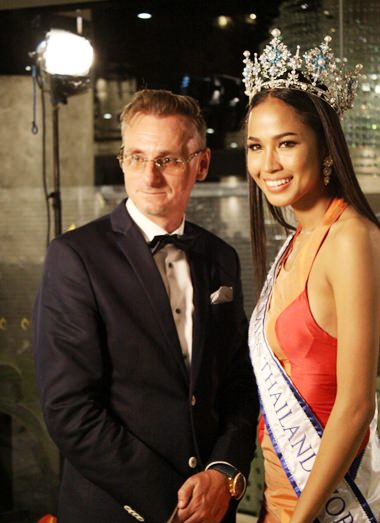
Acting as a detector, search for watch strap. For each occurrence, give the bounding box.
[208,462,239,478]
[207,462,246,500]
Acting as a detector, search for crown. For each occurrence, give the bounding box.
[242,28,363,116]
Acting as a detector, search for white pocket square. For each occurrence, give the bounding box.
[210,286,233,304]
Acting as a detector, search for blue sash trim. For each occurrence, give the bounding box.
[348,451,363,481]
[258,391,301,496]
[345,474,377,522]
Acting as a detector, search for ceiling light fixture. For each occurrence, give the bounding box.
[217,16,232,29]
[137,12,152,20]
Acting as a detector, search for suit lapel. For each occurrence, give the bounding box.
[110,201,189,383]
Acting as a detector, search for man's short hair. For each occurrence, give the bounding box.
[120,89,207,147]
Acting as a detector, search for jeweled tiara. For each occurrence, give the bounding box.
[242,28,363,116]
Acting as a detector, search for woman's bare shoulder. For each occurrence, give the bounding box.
[322,207,380,281]
[329,206,380,250]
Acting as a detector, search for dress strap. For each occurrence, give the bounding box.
[297,198,348,287]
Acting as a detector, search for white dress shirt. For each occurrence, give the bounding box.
[126,199,194,365]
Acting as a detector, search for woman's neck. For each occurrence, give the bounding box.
[293,195,334,233]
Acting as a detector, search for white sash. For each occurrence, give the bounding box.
[249,236,380,522]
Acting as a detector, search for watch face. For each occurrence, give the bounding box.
[232,472,245,498]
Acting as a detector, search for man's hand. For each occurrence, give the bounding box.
[173,469,231,523]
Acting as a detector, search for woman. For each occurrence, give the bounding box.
[244,31,380,522]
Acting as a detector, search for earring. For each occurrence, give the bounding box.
[322,156,333,186]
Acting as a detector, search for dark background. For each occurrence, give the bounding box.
[0,0,282,81]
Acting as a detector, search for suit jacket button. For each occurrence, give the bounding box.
[188,456,197,468]
[191,395,196,406]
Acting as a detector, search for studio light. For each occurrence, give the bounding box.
[37,29,93,76]
[31,28,94,238]
[34,29,94,105]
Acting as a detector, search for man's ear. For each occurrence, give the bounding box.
[196,148,211,181]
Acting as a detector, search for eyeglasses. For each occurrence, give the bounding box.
[116,146,204,176]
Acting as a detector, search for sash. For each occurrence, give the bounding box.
[249,236,380,522]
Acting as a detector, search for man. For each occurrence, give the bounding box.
[33,89,258,523]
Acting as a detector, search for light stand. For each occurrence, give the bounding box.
[32,29,94,238]
[52,102,62,236]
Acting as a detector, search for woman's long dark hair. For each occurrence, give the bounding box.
[247,88,380,295]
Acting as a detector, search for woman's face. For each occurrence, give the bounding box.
[246,95,328,210]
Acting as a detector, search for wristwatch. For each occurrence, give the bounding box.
[208,463,246,500]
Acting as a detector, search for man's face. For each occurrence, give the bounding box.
[120,113,210,232]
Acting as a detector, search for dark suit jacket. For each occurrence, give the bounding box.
[33,200,259,523]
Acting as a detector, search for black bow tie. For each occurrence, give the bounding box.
[148,234,195,255]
